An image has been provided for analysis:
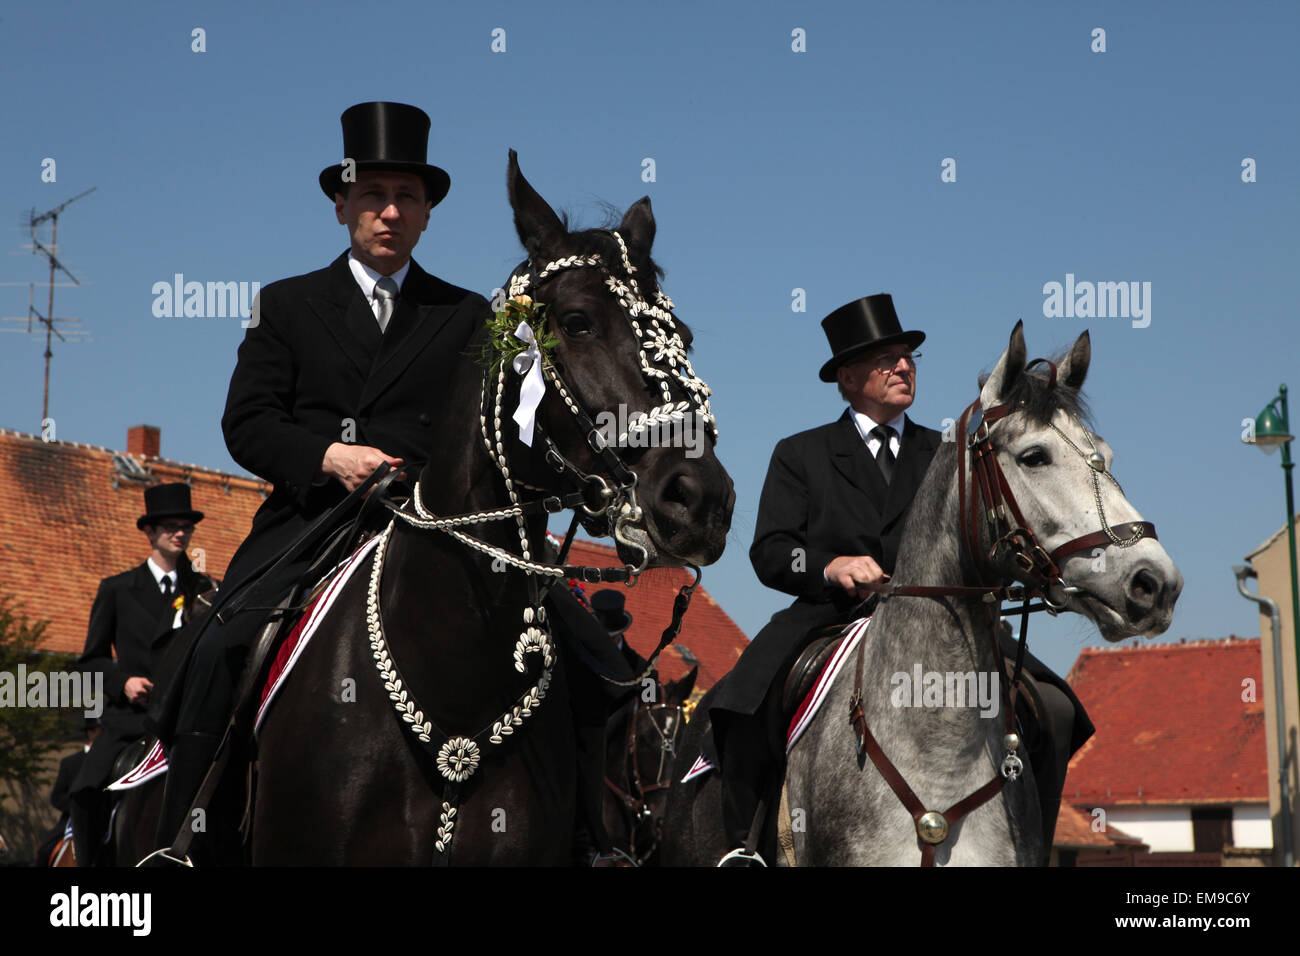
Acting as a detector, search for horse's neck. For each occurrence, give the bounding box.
[859,447,1005,759]
[371,373,548,724]
[414,368,547,566]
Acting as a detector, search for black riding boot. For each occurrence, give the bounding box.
[154,731,219,862]
[713,710,774,863]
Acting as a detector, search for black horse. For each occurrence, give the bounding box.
[595,667,697,865]
[247,153,734,864]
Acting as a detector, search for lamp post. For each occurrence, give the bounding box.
[1245,384,1300,723]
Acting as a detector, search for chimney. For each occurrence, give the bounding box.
[128,424,160,458]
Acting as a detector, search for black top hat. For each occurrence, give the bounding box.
[818,294,926,382]
[137,483,204,530]
[318,102,452,208]
[590,590,633,634]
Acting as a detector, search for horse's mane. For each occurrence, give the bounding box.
[977,349,1094,429]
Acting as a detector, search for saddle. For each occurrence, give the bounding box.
[780,630,845,724]
[109,737,153,786]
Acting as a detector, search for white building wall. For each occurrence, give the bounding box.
[1231,804,1273,849]
[1093,804,1272,852]
[1101,806,1192,851]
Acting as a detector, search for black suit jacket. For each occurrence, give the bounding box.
[50,749,87,815]
[750,410,943,612]
[219,252,490,586]
[78,559,212,722]
[74,558,212,791]
[713,411,942,717]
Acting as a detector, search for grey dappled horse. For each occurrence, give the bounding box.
[665,323,1181,866]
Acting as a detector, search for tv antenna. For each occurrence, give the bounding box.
[2,187,96,426]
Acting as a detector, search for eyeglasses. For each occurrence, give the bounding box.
[157,522,195,534]
[862,351,920,373]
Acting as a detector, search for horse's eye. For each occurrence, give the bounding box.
[559,312,594,337]
[1017,447,1049,468]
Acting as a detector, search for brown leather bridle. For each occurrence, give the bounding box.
[847,359,1156,865]
[604,697,684,865]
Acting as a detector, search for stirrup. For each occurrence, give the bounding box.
[135,847,193,868]
[717,847,767,867]
[591,847,638,867]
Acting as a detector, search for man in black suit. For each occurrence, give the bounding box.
[711,296,1092,863]
[155,102,491,855]
[70,483,214,865]
[710,294,941,860]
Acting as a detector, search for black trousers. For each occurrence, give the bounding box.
[173,551,309,737]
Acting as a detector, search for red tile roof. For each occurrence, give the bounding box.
[0,428,268,655]
[559,538,749,692]
[1052,803,1145,849]
[1062,637,1268,806]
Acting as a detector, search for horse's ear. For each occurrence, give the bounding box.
[980,320,1027,409]
[507,149,566,261]
[1057,330,1091,390]
[618,197,656,258]
[666,666,698,707]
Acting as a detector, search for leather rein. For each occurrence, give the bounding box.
[604,695,684,864]
[847,359,1156,865]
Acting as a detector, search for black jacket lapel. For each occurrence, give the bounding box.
[359,260,462,410]
[305,253,380,377]
[882,416,938,525]
[829,410,887,519]
[127,563,163,618]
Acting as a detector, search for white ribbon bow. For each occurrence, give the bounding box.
[511,321,547,447]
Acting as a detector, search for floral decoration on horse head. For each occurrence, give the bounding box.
[481,295,558,375]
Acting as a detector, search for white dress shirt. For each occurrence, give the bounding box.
[850,408,906,458]
[348,254,410,322]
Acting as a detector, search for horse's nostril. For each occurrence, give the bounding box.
[665,472,702,514]
[1124,568,1164,623]
[1132,568,1158,599]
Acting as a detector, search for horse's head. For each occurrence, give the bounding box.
[976,321,1182,640]
[497,152,734,568]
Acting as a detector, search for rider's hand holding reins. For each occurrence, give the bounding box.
[321,443,404,493]
[824,554,891,598]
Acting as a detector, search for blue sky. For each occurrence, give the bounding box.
[2,1,1297,678]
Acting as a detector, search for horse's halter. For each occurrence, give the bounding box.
[956,358,1154,609]
[849,357,1158,866]
[604,696,684,865]
[490,231,718,570]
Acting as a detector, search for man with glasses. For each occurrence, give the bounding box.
[69,483,213,865]
[709,294,942,863]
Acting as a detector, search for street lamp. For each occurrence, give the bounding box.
[1245,384,1300,725]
